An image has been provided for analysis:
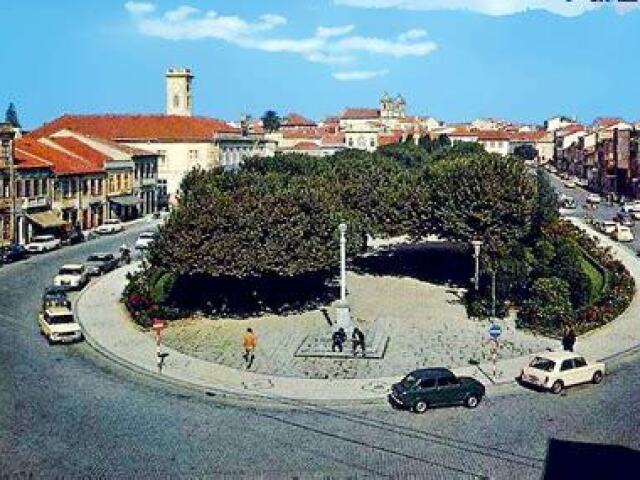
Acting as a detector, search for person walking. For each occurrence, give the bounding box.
[242,327,257,369]
[562,324,576,352]
[352,327,366,357]
[331,327,347,353]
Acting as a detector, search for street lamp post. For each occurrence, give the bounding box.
[339,223,347,301]
[471,240,483,291]
[335,223,354,334]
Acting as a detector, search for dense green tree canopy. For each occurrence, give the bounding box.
[261,110,281,132]
[417,152,537,259]
[5,103,20,128]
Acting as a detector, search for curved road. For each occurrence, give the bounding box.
[1,219,640,479]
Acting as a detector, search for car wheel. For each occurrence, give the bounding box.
[592,371,603,384]
[413,400,428,414]
[47,336,54,345]
[465,394,481,409]
[551,380,564,394]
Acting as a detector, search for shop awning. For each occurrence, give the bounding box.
[27,211,68,229]
[109,195,143,207]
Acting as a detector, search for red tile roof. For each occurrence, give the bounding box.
[29,114,238,142]
[593,117,624,128]
[321,133,345,146]
[341,108,380,120]
[282,128,324,139]
[510,131,548,142]
[378,133,403,147]
[14,138,103,175]
[45,137,110,169]
[292,141,321,150]
[283,113,316,128]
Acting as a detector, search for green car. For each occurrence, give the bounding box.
[388,368,486,413]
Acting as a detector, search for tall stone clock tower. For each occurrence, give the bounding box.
[165,68,193,116]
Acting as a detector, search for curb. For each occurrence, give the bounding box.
[74,218,640,404]
[73,276,387,408]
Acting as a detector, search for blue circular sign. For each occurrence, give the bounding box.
[488,323,502,339]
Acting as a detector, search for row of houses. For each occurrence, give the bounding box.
[0,125,160,245]
[552,118,640,198]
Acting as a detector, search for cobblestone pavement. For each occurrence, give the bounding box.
[162,273,555,379]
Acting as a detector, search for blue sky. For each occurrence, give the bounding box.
[2,0,639,129]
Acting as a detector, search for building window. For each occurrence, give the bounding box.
[188,149,199,162]
[348,138,354,147]
[370,139,375,148]
[173,95,180,108]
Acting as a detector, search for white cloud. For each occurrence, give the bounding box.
[316,25,356,37]
[125,4,438,70]
[124,1,155,15]
[333,0,625,17]
[398,28,427,42]
[333,69,389,81]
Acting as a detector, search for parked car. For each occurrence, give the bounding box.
[563,178,576,189]
[134,231,156,250]
[53,264,89,290]
[548,165,558,173]
[614,213,634,228]
[388,368,485,413]
[519,352,605,394]
[86,253,119,276]
[95,219,124,235]
[611,225,634,242]
[25,235,61,253]
[560,197,577,209]
[42,286,71,310]
[62,229,85,246]
[586,193,601,204]
[1,243,28,263]
[576,178,589,188]
[598,221,618,235]
[38,306,83,344]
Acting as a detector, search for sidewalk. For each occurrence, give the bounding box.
[74,219,640,402]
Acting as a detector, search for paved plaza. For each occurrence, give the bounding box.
[161,272,556,379]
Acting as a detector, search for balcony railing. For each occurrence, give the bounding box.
[21,196,50,209]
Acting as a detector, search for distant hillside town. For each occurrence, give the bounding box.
[0,66,639,246]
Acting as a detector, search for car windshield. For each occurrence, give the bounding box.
[104,220,120,225]
[140,232,155,238]
[47,314,74,325]
[401,375,418,388]
[59,267,82,275]
[529,357,555,372]
[32,236,52,243]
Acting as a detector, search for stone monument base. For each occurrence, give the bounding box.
[294,322,389,359]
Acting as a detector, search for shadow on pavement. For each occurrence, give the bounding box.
[543,439,640,480]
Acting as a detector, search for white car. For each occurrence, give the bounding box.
[586,193,601,204]
[576,178,589,188]
[53,264,89,290]
[134,231,156,250]
[95,219,124,235]
[563,178,576,189]
[520,351,605,394]
[611,225,634,242]
[25,235,61,253]
[38,306,83,344]
[599,221,617,235]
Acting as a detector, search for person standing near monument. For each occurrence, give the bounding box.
[242,327,257,369]
[332,327,347,352]
[352,327,366,357]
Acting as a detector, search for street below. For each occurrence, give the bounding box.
[1,213,639,479]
